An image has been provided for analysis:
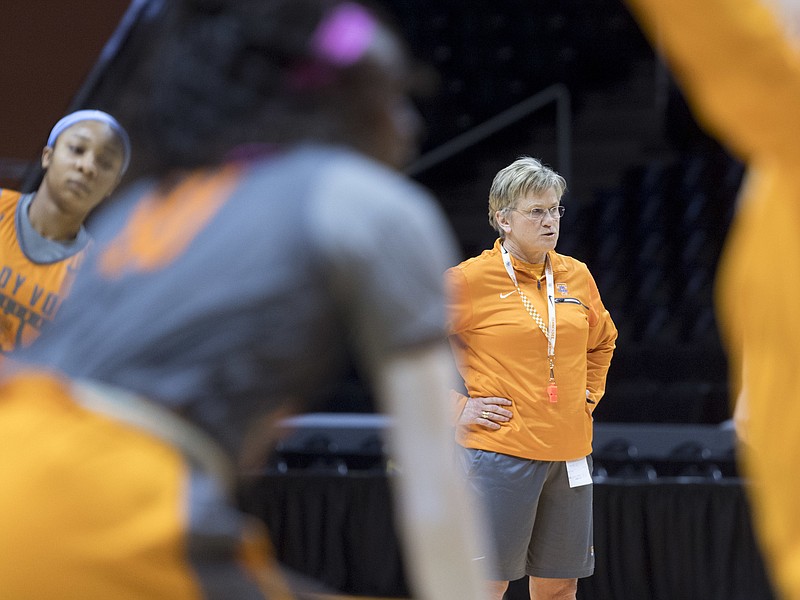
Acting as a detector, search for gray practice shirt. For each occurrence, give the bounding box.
[15,144,459,454]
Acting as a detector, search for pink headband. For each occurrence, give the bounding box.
[287,3,379,91]
[311,2,378,66]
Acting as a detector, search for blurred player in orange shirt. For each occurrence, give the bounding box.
[625,0,800,596]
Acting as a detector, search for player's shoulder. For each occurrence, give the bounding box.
[0,189,23,224]
[290,145,458,266]
[311,145,433,207]
[301,145,443,229]
[0,188,22,207]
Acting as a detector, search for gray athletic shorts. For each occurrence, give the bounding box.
[457,447,594,581]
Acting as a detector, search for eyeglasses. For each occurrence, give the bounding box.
[513,205,565,221]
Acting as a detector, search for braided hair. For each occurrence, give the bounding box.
[120,0,415,177]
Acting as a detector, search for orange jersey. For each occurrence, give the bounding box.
[446,240,617,461]
[0,189,85,352]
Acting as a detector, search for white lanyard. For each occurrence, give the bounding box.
[501,244,559,402]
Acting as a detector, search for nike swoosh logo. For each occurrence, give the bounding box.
[500,291,516,299]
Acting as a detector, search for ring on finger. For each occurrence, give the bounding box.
[481,410,490,419]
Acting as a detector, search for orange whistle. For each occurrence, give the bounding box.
[547,383,558,403]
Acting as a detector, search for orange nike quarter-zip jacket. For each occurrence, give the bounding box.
[446,239,617,461]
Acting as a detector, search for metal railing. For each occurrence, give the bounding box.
[405,83,572,183]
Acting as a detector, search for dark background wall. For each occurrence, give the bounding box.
[0,0,130,188]
[0,0,743,425]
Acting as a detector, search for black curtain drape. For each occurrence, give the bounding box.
[240,474,776,600]
[579,481,775,600]
[242,472,410,597]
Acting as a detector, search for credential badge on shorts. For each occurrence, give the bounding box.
[557,283,568,295]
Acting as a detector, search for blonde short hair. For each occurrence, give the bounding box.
[488,156,567,235]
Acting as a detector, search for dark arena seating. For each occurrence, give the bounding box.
[394,0,743,429]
